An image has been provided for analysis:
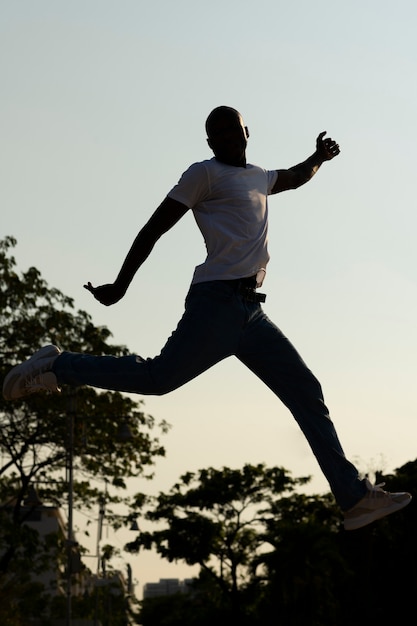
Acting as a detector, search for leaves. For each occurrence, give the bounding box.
[127,463,311,604]
[0,237,168,609]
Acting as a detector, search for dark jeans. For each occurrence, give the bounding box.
[53,280,366,510]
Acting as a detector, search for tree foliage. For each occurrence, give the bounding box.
[132,461,417,626]
[127,463,312,620]
[0,236,168,622]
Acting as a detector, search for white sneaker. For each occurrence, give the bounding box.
[3,345,62,400]
[344,479,412,531]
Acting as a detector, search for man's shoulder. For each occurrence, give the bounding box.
[186,159,267,172]
[177,158,213,179]
[179,159,272,184]
[246,162,270,173]
[186,157,215,170]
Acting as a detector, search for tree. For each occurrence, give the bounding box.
[133,461,417,626]
[0,236,168,622]
[253,491,347,625]
[126,463,311,622]
[336,461,417,626]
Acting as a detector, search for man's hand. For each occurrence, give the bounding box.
[316,131,340,161]
[84,281,125,306]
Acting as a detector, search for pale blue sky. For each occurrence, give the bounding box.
[2,0,417,595]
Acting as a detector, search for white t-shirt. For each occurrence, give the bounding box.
[168,158,278,285]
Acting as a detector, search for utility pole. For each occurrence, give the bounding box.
[66,387,76,626]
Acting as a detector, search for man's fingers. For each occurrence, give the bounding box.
[316,131,340,159]
[325,139,340,153]
[83,282,95,293]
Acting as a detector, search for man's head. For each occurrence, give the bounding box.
[206,106,249,167]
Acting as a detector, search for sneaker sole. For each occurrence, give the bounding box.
[344,495,412,531]
[2,345,60,401]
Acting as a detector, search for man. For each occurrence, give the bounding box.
[3,106,411,530]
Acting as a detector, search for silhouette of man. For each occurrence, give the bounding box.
[3,106,411,530]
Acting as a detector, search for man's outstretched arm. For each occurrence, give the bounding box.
[84,196,190,306]
[271,131,340,194]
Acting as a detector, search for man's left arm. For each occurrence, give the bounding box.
[271,131,340,194]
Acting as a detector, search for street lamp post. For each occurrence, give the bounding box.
[65,402,135,626]
[66,387,76,626]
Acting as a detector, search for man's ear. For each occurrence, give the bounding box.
[207,137,213,150]
[245,126,250,139]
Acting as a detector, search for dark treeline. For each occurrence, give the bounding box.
[136,461,417,626]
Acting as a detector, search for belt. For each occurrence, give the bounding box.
[224,275,267,303]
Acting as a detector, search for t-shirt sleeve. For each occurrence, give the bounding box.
[167,162,209,209]
[267,169,278,194]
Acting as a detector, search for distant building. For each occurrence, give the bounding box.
[0,486,135,625]
[143,577,194,598]
[1,485,87,599]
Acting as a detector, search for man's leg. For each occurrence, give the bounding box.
[236,303,366,511]
[53,281,245,394]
